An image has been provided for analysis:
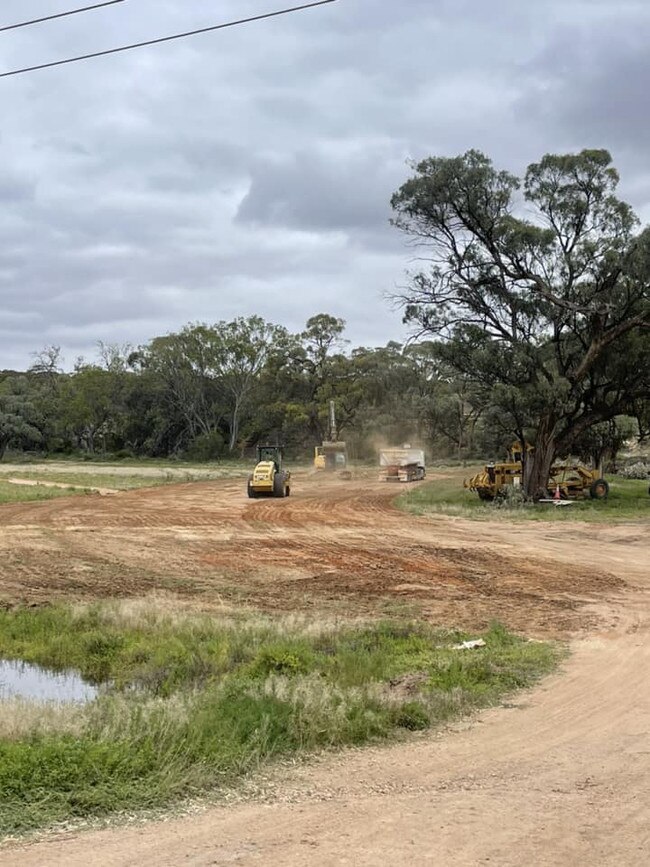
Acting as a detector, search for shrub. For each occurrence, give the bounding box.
[619,462,650,480]
[393,701,430,731]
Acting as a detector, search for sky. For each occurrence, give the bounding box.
[1,0,649,369]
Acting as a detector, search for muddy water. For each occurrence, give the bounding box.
[0,659,97,703]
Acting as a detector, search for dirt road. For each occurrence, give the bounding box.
[1,474,649,865]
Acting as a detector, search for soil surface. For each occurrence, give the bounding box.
[1,472,649,865]
[0,472,627,635]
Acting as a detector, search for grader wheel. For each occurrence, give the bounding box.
[589,478,609,500]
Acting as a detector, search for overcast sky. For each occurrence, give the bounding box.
[1,0,649,369]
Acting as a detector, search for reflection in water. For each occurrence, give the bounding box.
[0,659,97,704]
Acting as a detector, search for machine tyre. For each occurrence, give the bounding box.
[273,472,287,498]
[589,478,609,500]
[477,489,494,502]
[247,480,257,499]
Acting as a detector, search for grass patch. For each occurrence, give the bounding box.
[0,602,560,837]
[400,471,650,523]
[0,465,252,495]
[0,480,87,505]
[0,471,167,492]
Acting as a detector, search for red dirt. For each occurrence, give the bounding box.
[0,473,624,635]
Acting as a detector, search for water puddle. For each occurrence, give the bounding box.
[0,659,98,704]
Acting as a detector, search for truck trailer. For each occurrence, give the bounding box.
[379,446,426,482]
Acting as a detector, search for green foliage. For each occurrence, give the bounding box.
[0,480,83,505]
[572,417,639,470]
[58,366,119,454]
[249,644,315,677]
[0,377,42,459]
[0,604,559,835]
[184,430,226,461]
[6,291,648,467]
[391,148,650,496]
[392,701,430,731]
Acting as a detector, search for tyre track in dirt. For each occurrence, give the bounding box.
[0,474,626,634]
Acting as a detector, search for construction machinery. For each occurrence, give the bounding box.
[247,445,291,498]
[379,445,426,482]
[314,400,350,477]
[464,442,609,501]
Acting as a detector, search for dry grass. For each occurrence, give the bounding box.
[68,595,370,638]
[0,699,87,741]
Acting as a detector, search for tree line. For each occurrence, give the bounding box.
[0,308,644,470]
[0,314,496,462]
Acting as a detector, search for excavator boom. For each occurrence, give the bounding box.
[314,400,349,475]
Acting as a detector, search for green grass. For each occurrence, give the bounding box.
[0,480,88,505]
[0,471,169,491]
[0,463,252,494]
[400,472,650,522]
[2,453,250,468]
[0,473,165,504]
[0,602,560,836]
[0,466,247,503]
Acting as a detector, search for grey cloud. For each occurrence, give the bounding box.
[0,173,34,203]
[236,145,406,234]
[0,0,648,368]
[517,27,650,152]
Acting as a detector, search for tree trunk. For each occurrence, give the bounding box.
[523,419,557,500]
[229,401,240,453]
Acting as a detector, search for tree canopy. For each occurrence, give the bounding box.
[391,148,650,496]
[2,316,464,462]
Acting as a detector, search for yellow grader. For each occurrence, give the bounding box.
[247,445,291,499]
[465,443,609,501]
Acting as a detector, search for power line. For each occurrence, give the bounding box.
[0,0,339,79]
[0,1,126,34]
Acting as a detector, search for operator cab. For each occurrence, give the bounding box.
[257,445,282,472]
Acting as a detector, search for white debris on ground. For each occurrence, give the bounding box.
[452,639,487,650]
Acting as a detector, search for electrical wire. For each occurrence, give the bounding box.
[0,1,126,34]
[0,0,339,79]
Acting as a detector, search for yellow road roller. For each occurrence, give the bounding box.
[247,445,291,498]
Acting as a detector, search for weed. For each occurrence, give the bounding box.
[0,602,561,837]
[0,481,79,505]
[393,701,430,731]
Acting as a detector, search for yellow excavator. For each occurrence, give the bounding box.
[247,445,291,498]
[314,400,350,476]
